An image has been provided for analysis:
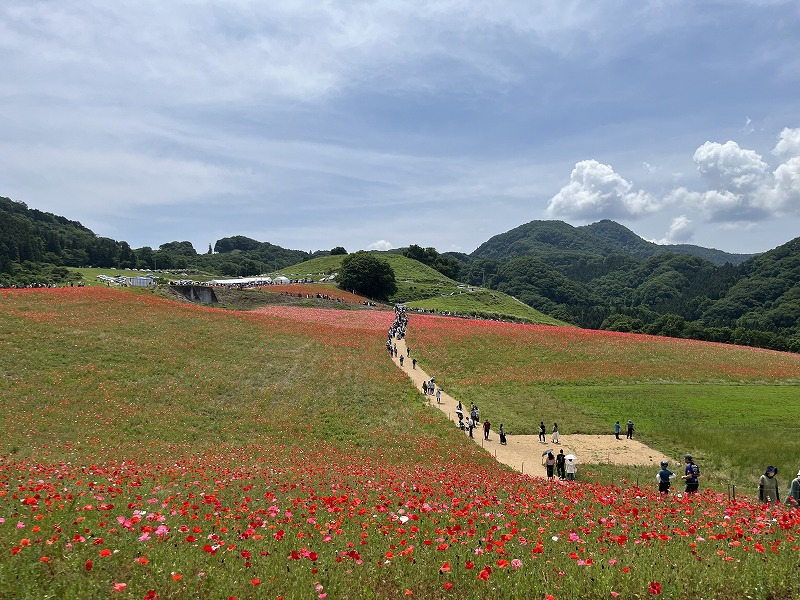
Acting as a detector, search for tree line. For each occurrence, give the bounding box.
[453,243,800,352]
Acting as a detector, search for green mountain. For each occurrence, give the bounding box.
[460,220,799,351]
[473,219,754,265]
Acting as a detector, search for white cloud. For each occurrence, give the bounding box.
[693,141,768,193]
[367,240,392,251]
[546,159,661,220]
[658,215,694,244]
[773,128,800,157]
[547,129,800,228]
[682,138,800,221]
[770,156,800,210]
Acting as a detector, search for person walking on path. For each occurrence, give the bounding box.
[399,355,404,367]
[626,420,634,439]
[786,470,800,506]
[759,466,780,503]
[499,424,507,445]
[435,387,442,404]
[566,457,577,481]
[552,423,560,444]
[656,461,675,494]
[682,454,701,493]
[483,419,491,441]
[467,417,475,439]
[539,422,546,443]
[412,358,416,370]
[422,381,428,395]
[556,449,566,480]
[614,421,621,440]
[544,452,556,480]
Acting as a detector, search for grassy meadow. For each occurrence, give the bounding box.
[2,288,800,599]
[408,313,800,487]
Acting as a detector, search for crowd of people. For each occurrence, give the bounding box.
[542,449,577,481]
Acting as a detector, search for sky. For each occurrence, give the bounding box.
[1,1,799,256]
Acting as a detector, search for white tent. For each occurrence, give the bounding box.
[273,276,290,284]
[206,277,273,285]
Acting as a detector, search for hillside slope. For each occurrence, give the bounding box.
[279,253,563,324]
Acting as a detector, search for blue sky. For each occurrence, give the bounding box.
[2,1,799,256]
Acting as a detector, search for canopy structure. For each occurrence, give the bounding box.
[206,277,273,285]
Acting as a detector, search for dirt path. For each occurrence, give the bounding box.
[390,337,671,475]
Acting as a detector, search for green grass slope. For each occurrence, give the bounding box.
[280,253,564,324]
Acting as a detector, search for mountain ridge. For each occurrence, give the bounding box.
[473,219,754,265]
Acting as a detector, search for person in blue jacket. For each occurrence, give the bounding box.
[682,454,701,493]
[656,461,676,494]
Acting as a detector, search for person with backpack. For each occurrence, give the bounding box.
[626,420,634,439]
[759,466,780,503]
[656,461,676,494]
[682,454,701,493]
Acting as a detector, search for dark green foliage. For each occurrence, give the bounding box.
[159,241,198,256]
[461,219,800,352]
[213,236,262,253]
[401,244,460,280]
[330,246,347,255]
[337,251,397,300]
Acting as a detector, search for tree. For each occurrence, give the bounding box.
[331,246,347,255]
[337,252,396,300]
[402,244,460,280]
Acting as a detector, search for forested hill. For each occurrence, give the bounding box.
[0,196,315,284]
[472,219,754,265]
[455,228,800,352]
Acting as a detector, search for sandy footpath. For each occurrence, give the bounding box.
[389,336,671,475]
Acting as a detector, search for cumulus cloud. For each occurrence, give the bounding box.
[682,137,800,221]
[770,156,800,209]
[773,128,800,157]
[659,215,695,244]
[547,129,800,229]
[367,240,392,251]
[546,159,660,220]
[693,141,768,193]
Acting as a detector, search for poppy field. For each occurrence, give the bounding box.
[2,288,800,599]
[261,284,372,305]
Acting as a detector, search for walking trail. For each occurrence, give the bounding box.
[390,337,671,476]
